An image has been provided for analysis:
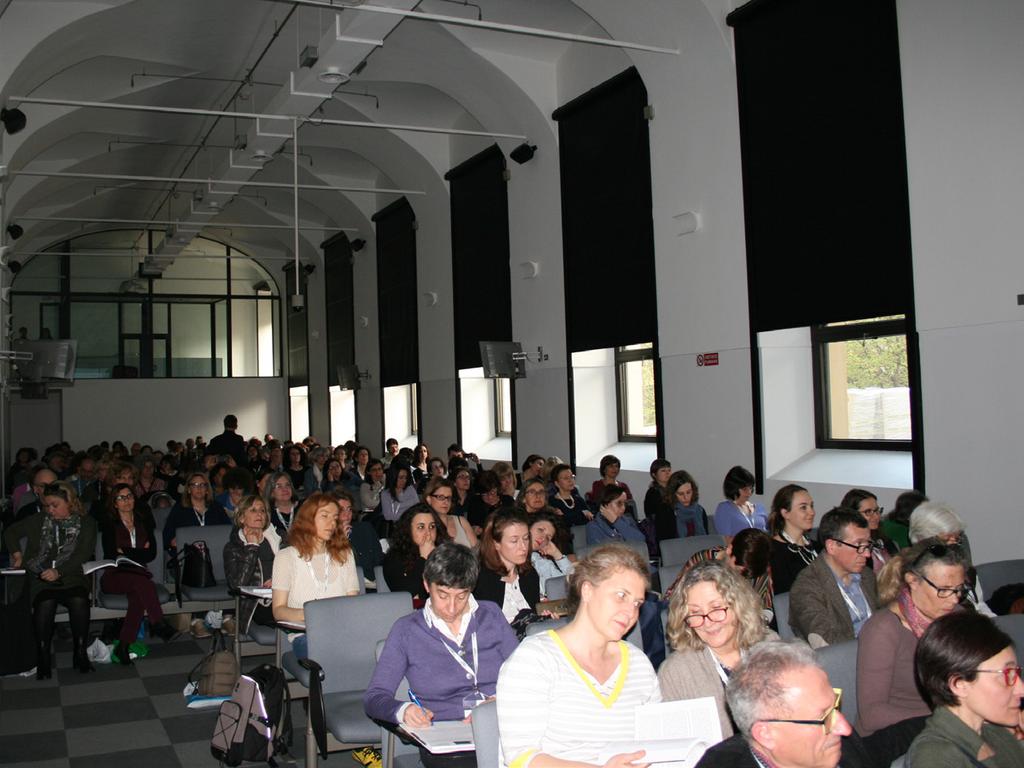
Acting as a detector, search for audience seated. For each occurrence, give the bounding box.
[271,492,360,657]
[473,508,540,625]
[302,447,328,497]
[450,463,473,519]
[666,469,708,539]
[4,481,98,678]
[789,508,880,646]
[263,470,298,541]
[883,490,927,551]
[768,484,818,595]
[283,444,307,496]
[589,454,633,503]
[424,476,477,547]
[585,485,646,546]
[492,461,519,502]
[712,465,768,537]
[841,489,898,573]
[343,445,371,493]
[383,503,451,601]
[100,483,179,663]
[223,494,281,633]
[856,538,967,735]
[358,458,385,512]
[467,470,508,535]
[364,542,518,768]
[497,544,659,767]
[518,477,550,516]
[519,454,545,491]
[320,457,345,494]
[907,612,1024,768]
[215,466,252,513]
[162,471,230,551]
[333,488,383,583]
[379,460,419,525]
[409,442,428,486]
[910,501,993,616]
[530,511,573,598]
[660,561,776,740]
[14,465,56,522]
[548,463,592,526]
[133,455,166,504]
[697,641,923,768]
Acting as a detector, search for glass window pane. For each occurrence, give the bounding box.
[826,335,911,440]
[214,301,227,377]
[257,298,278,376]
[170,303,212,376]
[122,303,141,334]
[70,302,118,378]
[153,338,168,378]
[290,386,310,443]
[229,258,277,296]
[70,255,138,293]
[330,386,357,445]
[232,300,257,376]
[11,295,44,340]
[123,338,140,374]
[622,357,657,437]
[13,252,62,292]
[154,256,226,295]
[497,378,512,434]
[153,303,169,334]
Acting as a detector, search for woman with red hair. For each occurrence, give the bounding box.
[272,491,360,657]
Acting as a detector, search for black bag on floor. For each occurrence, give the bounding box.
[0,579,36,675]
[211,663,291,766]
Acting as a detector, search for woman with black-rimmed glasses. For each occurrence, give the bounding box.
[842,488,898,572]
[162,471,230,551]
[423,476,476,547]
[908,611,1024,768]
[856,539,968,736]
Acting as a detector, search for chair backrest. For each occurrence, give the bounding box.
[545,575,568,600]
[976,559,1024,599]
[577,539,649,563]
[374,564,390,592]
[659,535,727,567]
[472,699,501,768]
[994,614,1024,652]
[661,607,671,654]
[306,592,414,694]
[525,616,570,637]
[814,639,858,721]
[571,525,588,553]
[658,563,683,597]
[175,524,233,581]
[773,591,795,640]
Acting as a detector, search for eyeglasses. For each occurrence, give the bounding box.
[760,689,844,734]
[915,572,970,599]
[974,666,1024,687]
[273,482,291,489]
[829,538,872,555]
[861,506,884,516]
[189,481,209,488]
[114,494,134,502]
[525,489,546,496]
[684,606,730,628]
[429,493,453,503]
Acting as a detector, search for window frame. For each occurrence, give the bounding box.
[493,378,512,438]
[811,316,913,451]
[614,344,658,443]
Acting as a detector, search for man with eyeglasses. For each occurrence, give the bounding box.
[789,508,880,646]
[697,641,922,768]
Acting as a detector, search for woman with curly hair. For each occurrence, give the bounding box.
[382,503,451,602]
[658,561,776,741]
[271,491,359,657]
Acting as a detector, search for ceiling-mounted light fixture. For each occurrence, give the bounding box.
[1,107,27,135]
[318,67,350,86]
[6,224,23,240]
[351,238,366,252]
[250,148,270,162]
[300,45,319,69]
[510,143,537,164]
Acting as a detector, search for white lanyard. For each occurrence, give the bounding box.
[305,552,331,596]
[837,579,871,621]
[440,632,479,690]
[194,510,206,527]
[706,647,731,686]
[275,508,292,530]
[129,527,137,548]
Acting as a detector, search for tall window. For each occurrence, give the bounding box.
[616,343,657,441]
[812,316,911,448]
[10,230,280,378]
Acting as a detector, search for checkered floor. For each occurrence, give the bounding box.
[0,635,313,768]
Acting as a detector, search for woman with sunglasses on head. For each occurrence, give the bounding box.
[162,471,230,551]
[842,488,898,572]
[659,561,776,740]
[908,611,1024,768]
[856,538,968,736]
[101,483,180,664]
[910,501,993,616]
[4,481,98,678]
[497,544,660,768]
[423,476,477,547]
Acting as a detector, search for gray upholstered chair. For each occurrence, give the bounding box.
[659,535,726,567]
[544,575,568,600]
[571,525,588,554]
[658,563,683,597]
[375,564,390,592]
[576,539,650,564]
[175,524,234,601]
[300,592,415,765]
[814,638,858,721]
[773,591,795,640]
[976,559,1024,600]
[471,699,500,768]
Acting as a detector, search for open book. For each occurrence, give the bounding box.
[402,720,474,754]
[82,556,146,575]
[597,697,722,768]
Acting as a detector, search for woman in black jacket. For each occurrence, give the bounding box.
[382,504,451,602]
[474,508,540,623]
[223,494,281,634]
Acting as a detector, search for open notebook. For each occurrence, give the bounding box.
[597,696,722,768]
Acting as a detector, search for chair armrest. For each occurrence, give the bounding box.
[298,657,325,682]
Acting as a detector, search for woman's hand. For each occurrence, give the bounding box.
[604,751,649,768]
[539,540,563,560]
[403,704,434,728]
[40,568,60,582]
[10,552,22,568]
[583,509,594,521]
[420,541,436,560]
[262,578,273,588]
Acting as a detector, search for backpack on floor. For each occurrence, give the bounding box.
[189,630,239,697]
[211,663,291,766]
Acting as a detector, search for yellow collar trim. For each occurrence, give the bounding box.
[547,629,628,709]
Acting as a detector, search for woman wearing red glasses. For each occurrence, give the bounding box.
[909,611,1024,768]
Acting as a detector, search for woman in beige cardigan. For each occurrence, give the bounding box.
[657,561,776,740]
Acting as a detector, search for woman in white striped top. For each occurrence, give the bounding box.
[496,543,660,768]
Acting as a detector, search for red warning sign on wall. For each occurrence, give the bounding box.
[696,352,719,367]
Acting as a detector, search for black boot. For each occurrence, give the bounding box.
[72,638,94,673]
[36,641,52,680]
[151,619,181,643]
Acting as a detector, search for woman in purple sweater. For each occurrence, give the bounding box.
[364,542,518,768]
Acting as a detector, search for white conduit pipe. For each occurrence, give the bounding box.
[16,215,355,232]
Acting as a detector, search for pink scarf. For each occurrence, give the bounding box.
[896,585,934,638]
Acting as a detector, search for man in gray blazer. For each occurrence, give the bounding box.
[789,508,879,645]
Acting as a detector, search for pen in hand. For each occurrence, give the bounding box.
[406,689,434,727]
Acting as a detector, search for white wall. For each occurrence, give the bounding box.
[897,0,1024,561]
[57,378,288,448]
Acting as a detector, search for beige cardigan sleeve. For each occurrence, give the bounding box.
[656,648,733,739]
